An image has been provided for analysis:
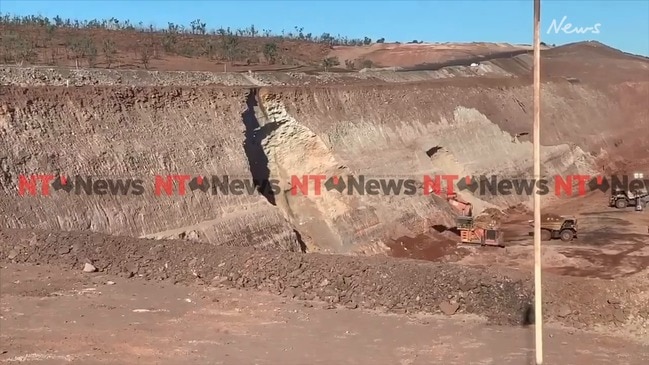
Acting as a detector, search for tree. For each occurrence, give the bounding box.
[221,35,239,61]
[162,33,177,53]
[190,19,206,35]
[202,39,218,60]
[45,25,56,43]
[319,32,335,45]
[86,41,98,67]
[1,32,37,64]
[17,39,38,65]
[360,59,374,69]
[140,42,153,69]
[0,14,409,66]
[102,39,117,68]
[67,37,95,68]
[263,42,278,64]
[322,56,340,71]
[249,24,258,37]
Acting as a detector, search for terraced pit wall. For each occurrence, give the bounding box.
[1,72,647,253]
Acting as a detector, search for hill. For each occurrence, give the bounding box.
[1,13,539,72]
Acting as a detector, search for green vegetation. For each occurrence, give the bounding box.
[0,13,385,46]
[322,56,340,71]
[0,13,390,70]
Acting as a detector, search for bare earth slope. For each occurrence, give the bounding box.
[328,42,537,68]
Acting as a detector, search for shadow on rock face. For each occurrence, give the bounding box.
[242,89,277,206]
[431,224,460,235]
[522,303,535,326]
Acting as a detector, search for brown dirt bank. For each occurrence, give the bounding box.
[1,228,647,335]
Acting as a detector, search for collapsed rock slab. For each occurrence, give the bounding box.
[82,263,97,273]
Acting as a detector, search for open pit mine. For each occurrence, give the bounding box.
[1,40,648,363]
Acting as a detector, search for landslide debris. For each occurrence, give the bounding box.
[1,228,530,325]
[3,228,645,334]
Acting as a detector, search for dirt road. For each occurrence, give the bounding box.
[457,192,649,280]
[1,264,647,365]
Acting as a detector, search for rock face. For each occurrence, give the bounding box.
[1,45,647,253]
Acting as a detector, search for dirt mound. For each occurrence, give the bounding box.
[328,42,533,68]
[0,228,531,325]
[504,204,531,215]
[387,233,470,262]
[473,208,506,227]
[1,228,646,331]
[538,42,649,84]
[545,41,649,61]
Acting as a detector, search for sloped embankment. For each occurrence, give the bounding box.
[0,72,647,253]
[2,227,647,334]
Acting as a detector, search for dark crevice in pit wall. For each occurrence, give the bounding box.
[293,229,307,253]
[241,89,308,253]
[242,88,277,206]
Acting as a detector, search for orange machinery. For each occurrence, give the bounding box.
[446,193,504,247]
[446,192,473,216]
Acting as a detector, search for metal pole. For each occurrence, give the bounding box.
[533,0,543,364]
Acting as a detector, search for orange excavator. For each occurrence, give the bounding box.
[447,192,473,216]
[446,192,504,247]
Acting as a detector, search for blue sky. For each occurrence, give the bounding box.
[1,0,648,56]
